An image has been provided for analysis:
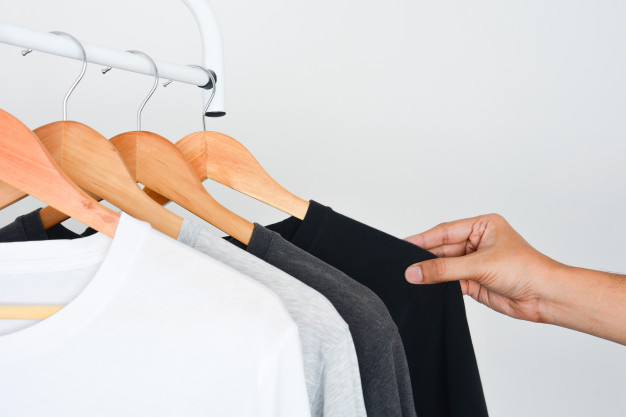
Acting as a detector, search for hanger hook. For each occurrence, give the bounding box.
[49,32,87,121]
[126,50,159,131]
[186,65,216,132]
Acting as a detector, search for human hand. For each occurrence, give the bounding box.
[404,214,562,323]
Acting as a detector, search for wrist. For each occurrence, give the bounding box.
[537,258,572,326]
[536,261,573,326]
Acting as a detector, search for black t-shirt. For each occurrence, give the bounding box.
[262,201,488,417]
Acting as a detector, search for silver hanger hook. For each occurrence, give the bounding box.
[49,32,87,121]
[186,65,216,132]
[126,50,159,131]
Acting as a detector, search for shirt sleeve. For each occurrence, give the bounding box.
[319,330,367,417]
[258,324,312,417]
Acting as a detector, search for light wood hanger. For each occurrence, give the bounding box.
[110,130,253,245]
[27,38,182,239]
[143,66,310,221]
[0,110,119,235]
[38,53,253,243]
[34,122,182,239]
[107,52,253,244]
[0,109,120,320]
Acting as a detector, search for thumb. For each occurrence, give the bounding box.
[405,256,478,284]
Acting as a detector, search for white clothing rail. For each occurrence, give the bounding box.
[0,0,226,116]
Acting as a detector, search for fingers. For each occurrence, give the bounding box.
[404,217,481,250]
[405,255,479,284]
[404,234,426,247]
[428,242,474,258]
[463,279,490,305]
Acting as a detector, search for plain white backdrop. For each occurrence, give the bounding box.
[1,1,625,415]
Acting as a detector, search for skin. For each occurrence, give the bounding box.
[404,214,626,345]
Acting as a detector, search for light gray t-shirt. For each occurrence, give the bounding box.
[178,220,366,417]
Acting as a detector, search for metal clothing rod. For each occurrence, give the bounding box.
[0,0,226,116]
[0,22,210,86]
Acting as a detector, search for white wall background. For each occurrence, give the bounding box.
[1,0,624,415]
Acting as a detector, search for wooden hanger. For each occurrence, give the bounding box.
[144,66,310,221]
[110,130,253,244]
[0,110,119,235]
[109,54,253,244]
[0,109,120,319]
[28,39,182,239]
[34,121,182,238]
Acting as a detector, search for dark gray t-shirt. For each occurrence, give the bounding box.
[234,224,416,417]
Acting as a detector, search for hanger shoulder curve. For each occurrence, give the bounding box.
[0,181,29,210]
[112,130,253,245]
[0,109,119,237]
[34,121,182,239]
[178,131,310,220]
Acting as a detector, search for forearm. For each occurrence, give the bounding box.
[542,265,626,345]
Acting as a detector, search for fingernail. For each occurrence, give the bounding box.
[406,265,423,283]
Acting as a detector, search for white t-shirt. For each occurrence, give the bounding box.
[0,213,311,417]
